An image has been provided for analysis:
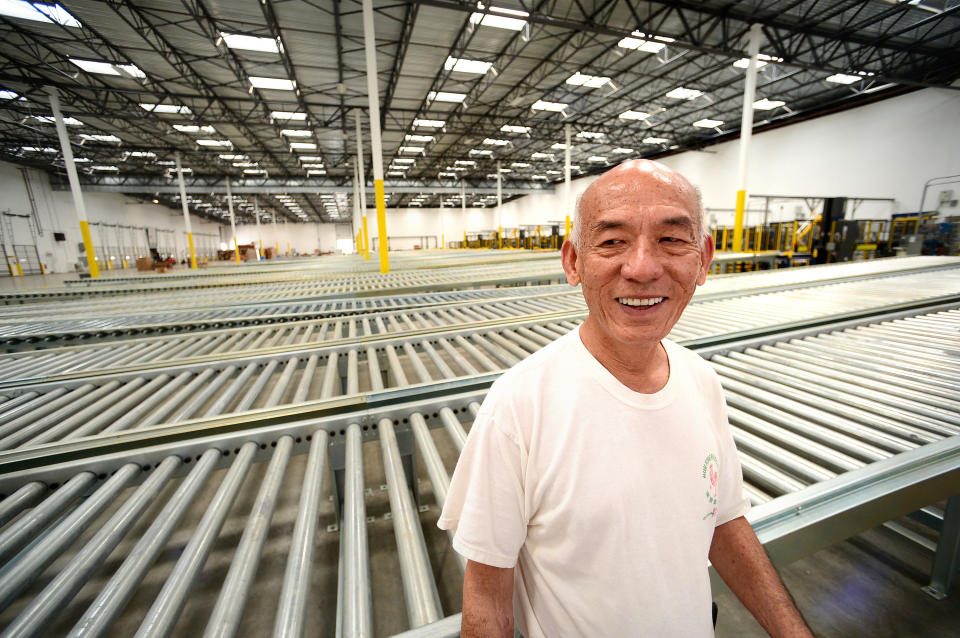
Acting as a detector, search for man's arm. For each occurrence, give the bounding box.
[461,560,514,638]
[709,516,813,637]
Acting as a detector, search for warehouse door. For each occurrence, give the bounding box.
[13,244,42,274]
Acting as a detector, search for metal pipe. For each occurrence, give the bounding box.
[234,360,280,412]
[341,423,373,637]
[0,481,45,528]
[293,354,320,403]
[273,430,329,638]
[134,442,257,638]
[175,152,197,269]
[204,437,293,638]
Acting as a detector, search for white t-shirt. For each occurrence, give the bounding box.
[438,327,750,637]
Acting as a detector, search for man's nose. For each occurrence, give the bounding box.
[620,239,664,281]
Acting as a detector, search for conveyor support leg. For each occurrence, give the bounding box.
[923,494,960,600]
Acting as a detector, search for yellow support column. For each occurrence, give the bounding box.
[79,221,99,278]
[15,259,23,276]
[175,152,198,269]
[362,216,370,260]
[732,190,746,253]
[374,179,389,273]
[721,226,729,252]
[565,215,571,244]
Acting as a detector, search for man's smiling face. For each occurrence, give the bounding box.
[562,160,713,361]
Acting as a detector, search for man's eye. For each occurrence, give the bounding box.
[600,239,622,246]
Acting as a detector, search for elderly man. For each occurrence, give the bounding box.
[438,159,812,637]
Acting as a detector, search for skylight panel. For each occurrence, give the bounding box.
[500,124,530,134]
[469,5,528,31]
[80,133,121,143]
[290,142,317,150]
[173,124,216,134]
[482,138,510,146]
[619,110,650,121]
[0,89,19,100]
[33,115,82,125]
[0,1,80,27]
[70,58,145,79]
[281,129,313,137]
[413,118,445,128]
[732,53,783,69]
[825,73,862,84]
[428,91,467,103]
[693,118,723,128]
[270,111,307,121]
[643,137,669,144]
[219,32,279,53]
[21,146,57,153]
[405,134,434,142]
[140,103,191,115]
[612,147,633,154]
[399,146,424,153]
[666,87,703,100]
[249,76,296,91]
[197,139,232,147]
[753,98,785,110]
[576,131,604,139]
[531,100,567,112]
[566,72,610,88]
[445,57,493,75]
[617,31,674,53]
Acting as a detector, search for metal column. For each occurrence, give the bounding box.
[255,197,262,261]
[226,177,240,263]
[354,110,370,261]
[564,123,572,243]
[733,23,761,254]
[361,0,389,273]
[496,162,502,249]
[175,153,198,270]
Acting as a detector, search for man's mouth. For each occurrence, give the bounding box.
[617,297,665,307]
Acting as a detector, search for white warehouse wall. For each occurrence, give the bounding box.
[0,161,220,273]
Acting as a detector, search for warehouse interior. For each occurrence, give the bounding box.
[0,1,959,637]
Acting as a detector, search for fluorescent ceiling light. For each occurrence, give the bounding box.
[399,146,424,154]
[753,98,785,110]
[156,160,175,165]
[33,115,82,125]
[140,103,191,115]
[219,32,279,53]
[576,131,604,139]
[826,73,862,84]
[612,147,633,154]
[643,136,669,144]
[469,149,493,156]
[21,146,57,153]
[550,142,567,150]
[301,163,324,168]
[498,168,512,173]
[469,6,527,31]
[233,161,258,167]
[91,165,119,171]
[438,171,458,178]
[546,169,561,175]
[693,118,723,128]
[666,87,703,100]
[197,139,232,147]
[0,1,80,27]
[428,91,467,103]
[290,142,317,150]
[80,133,121,143]
[281,129,313,137]
[387,171,407,177]
[249,76,295,90]
[455,160,477,166]
[500,124,530,134]
[511,162,531,167]
[70,58,145,78]
[617,31,674,53]
[588,156,607,162]
[173,124,216,134]
[445,57,493,74]
[482,138,510,146]
[619,110,650,120]
[531,175,547,180]
[219,154,245,160]
[270,111,307,121]
[566,72,611,88]
[393,158,416,164]
[298,156,323,161]
[530,152,553,159]
[413,118,445,127]
[531,100,567,112]
[405,134,434,142]
[244,168,267,174]
[126,151,156,158]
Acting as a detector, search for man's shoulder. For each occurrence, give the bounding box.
[486,327,580,398]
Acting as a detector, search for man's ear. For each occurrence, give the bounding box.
[697,234,715,285]
[561,239,581,286]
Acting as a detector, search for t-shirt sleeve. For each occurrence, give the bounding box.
[711,374,752,526]
[437,392,528,569]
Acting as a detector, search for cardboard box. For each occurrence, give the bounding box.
[135,257,153,271]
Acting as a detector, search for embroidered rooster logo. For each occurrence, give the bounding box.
[701,453,719,520]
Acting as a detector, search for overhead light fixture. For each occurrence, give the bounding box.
[445,57,493,74]
[393,158,416,164]
[753,98,785,110]
[530,152,553,159]
[642,136,669,144]
[233,161,258,167]
[469,149,493,156]
[619,110,650,120]
[825,73,863,84]
[612,147,633,154]
[387,171,407,177]
[438,171,458,178]
[588,156,607,163]
[197,139,233,147]
[531,100,567,112]
[428,91,467,103]
[617,31,674,53]
[405,134,434,142]
[0,89,19,100]
[20,146,58,153]
[566,72,611,88]
[219,154,246,160]
[298,156,323,162]
[546,169,561,175]
[482,138,510,146]
[243,168,267,174]
[455,160,477,166]
[126,151,156,158]
[498,168,512,173]
[550,142,567,150]
[173,124,216,134]
[399,146,425,154]
[666,87,703,100]
[80,133,121,143]
[140,103,191,115]
[576,131,604,139]
[732,53,782,69]
[249,76,296,90]
[693,118,723,128]
[531,175,548,180]
[270,111,307,121]
[500,124,530,134]
[219,32,279,53]
[290,142,317,150]
[33,115,82,126]
[413,118,445,128]
[91,165,119,171]
[0,1,80,27]
[301,163,324,168]
[511,162,531,168]
[281,129,313,137]
[469,5,528,31]
[70,58,145,78]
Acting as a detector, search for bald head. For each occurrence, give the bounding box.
[570,160,705,250]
